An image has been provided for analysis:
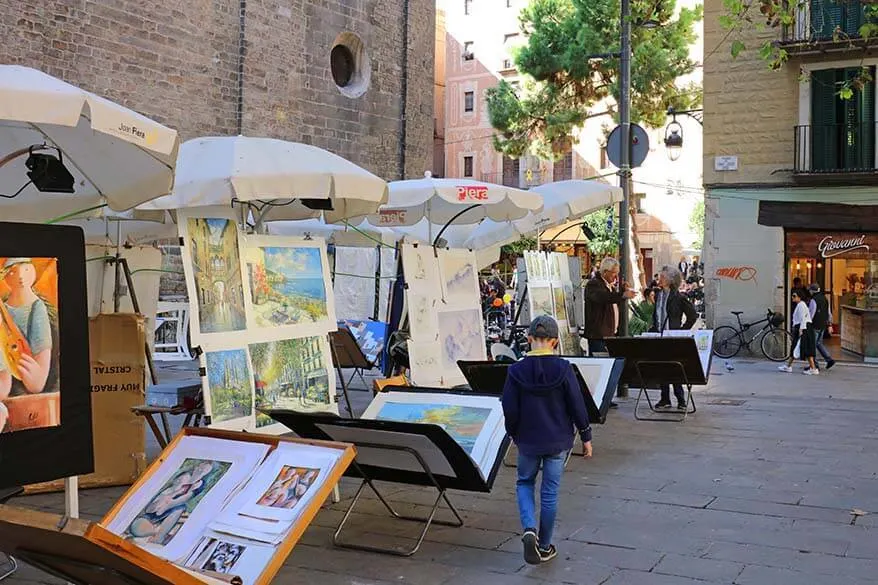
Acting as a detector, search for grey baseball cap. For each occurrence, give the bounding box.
[808,283,820,293]
[528,315,559,339]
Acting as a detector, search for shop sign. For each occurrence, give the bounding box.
[377,209,407,225]
[818,234,869,258]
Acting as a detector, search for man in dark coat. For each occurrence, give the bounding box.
[584,257,635,355]
[808,283,835,370]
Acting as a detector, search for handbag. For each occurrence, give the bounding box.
[793,338,801,359]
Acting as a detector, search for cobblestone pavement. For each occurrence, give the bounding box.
[6,359,878,584]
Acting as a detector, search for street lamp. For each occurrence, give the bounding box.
[663,107,704,161]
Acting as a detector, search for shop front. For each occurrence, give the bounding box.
[785,230,878,362]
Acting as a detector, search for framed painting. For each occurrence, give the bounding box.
[401,243,441,296]
[0,222,92,489]
[177,208,251,351]
[528,285,554,320]
[241,235,337,341]
[361,390,506,481]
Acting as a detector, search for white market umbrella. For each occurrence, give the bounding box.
[0,65,179,222]
[266,218,395,248]
[464,179,623,249]
[61,209,178,246]
[365,175,542,235]
[140,136,388,224]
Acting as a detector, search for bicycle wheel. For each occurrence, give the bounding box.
[761,328,792,362]
[712,326,742,358]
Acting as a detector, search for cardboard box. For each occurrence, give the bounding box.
[26,314,147,493]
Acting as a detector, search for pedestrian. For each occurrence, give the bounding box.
[501,315,593,565]
[652,266,698,410]
[807,283,835,370]
[779,289,818,375]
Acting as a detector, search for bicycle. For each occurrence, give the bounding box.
[712,309,792,362]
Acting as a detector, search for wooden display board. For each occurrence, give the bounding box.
[0,428,355,585]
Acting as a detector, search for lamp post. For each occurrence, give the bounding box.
[618,0,632,338]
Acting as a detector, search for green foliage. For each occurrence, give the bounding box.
[721,0,878,91]
[486,0,703,159]
[501,235,538,255]
[582,207,619,257]
[689,199,705,247]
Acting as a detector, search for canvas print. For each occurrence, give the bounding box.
[188,538,245,574]
[256,466,320,509]
[123,458,232,546]
[0,257,61,433]
[340,319,387,366]
[438,308,485,373]
[553,286,568,322]
[246,246,329,328]
[440,251,478,304]
[186,218,247,334]
[529,285,554,319]
[564,284,577,328]
[249,336,332,426]
[205,349,253,423]
[374,402,491,455]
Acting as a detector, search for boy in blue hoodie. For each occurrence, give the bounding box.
[501,315,593,564]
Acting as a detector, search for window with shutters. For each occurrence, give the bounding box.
[463,156,474,177]
[809,66,875,172]
[809,0,867,41]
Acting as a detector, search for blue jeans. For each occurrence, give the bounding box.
[588,338,607,356]
[516,451,566,548]
[813,329,832,363]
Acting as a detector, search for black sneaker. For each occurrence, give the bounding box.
[522,529,540,565]
[655,400,672,410]
[826,360,836,370]
[609,402,619,409]
[538,544,558,563]
[677,402,687,411]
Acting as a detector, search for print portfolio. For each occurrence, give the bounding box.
[0,427,355,585]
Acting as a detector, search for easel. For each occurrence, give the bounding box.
[328,335,355,418]
[604,337,709,423]
[330,327,376,390]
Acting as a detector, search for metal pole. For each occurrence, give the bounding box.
[618,0,631,338]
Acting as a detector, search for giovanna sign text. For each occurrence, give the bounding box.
[818,235,869,259]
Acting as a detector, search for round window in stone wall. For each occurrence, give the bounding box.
[330,32,370,98]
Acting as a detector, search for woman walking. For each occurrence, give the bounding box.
[778,290,818,375]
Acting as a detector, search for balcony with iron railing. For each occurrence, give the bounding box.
[782,0,877,52]
[793,123,878,181]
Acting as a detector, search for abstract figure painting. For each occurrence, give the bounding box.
[438,308,486,378]
[243,235,336,339]
[204,349,254,427]
[256,466,320,509]
[122,458,232,546]
[249,336,335,425]
[529,285,554,319]
[439,250,479,304]
[0,257,61,433]
[184,217,247,337]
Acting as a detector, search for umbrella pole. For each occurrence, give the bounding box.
[113,221,122,312]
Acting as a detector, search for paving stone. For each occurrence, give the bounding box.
[705,497,852,523]
[652,553,744,582]
[733,564,874,585]
[601,568,716,585]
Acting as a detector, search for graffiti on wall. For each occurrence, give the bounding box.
[715,266,758,284]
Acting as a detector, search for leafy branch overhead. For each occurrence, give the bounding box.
[486,0,703,160]
[721,0,878,91]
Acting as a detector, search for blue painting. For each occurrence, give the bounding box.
[374,402,491,454]
[205,349,252,422]
[246,246,329,328]
[339,320,388,367]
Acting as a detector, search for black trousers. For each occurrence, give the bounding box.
[660,384,685,405]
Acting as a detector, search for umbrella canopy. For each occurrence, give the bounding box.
[365,175,542,229]
[140,136,388,223]
[61,210,178,246]
[464,180,623,249]
[0,65,179,222]
[266,218,395,248]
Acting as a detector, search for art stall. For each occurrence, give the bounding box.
[401,243,487,387]
[176,207,341,433]
[521,250,581,355]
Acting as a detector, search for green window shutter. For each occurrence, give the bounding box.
[842,66,875,170]
[812,0,844,40]
[811,69,840,171]
[844,0,865,37]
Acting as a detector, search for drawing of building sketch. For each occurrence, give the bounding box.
[407,341,443,386]
[529,285,554,319]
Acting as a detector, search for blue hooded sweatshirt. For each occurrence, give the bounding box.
[501,355,592,456]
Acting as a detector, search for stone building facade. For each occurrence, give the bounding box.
[703,0,878,362]
[2,0,434,181]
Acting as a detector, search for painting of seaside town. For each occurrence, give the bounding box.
[246,246,330,329]
[249,336,333,426]
[186,218,247,334]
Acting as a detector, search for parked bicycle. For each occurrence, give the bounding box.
[712,309,792,362]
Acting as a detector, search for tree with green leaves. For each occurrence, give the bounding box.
[486,0,703,160]
[583,207,619,257]
[688,199,704,248]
